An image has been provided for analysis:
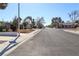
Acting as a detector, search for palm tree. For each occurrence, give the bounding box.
[0,3,8,32]
[0,3,8,9]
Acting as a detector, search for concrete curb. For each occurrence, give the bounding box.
[2,29,42,56]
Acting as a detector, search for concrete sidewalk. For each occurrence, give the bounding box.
[64,30,79,35]
[2,29,42,56]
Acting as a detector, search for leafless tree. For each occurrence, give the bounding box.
[68,10,79,22]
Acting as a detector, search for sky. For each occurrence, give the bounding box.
[0,3,79,25]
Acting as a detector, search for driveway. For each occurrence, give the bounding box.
[8,28,79,56]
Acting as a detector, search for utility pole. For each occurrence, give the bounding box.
[18,3,20,36]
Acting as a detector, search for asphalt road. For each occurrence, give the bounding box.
[8,28,79,56]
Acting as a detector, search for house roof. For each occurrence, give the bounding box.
[59,23,74,25]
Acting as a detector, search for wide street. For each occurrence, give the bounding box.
[8,28,79,56]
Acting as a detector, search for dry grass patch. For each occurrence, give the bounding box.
[18,29,34,33]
